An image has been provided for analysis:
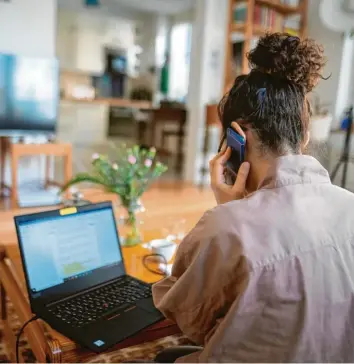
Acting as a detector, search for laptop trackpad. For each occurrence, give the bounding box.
[96,305,159,337]
[136,298,162,314]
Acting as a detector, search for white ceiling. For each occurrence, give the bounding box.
[58,0,195,15]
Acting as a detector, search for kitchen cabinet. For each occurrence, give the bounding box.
[57,10,139,75]
[75,15,105,74]
[56,11,79,70]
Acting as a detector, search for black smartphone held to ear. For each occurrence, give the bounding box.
[225,128,246,185]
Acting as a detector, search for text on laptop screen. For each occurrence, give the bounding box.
[17,207,123,293]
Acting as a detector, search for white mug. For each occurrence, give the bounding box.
[148,239,177,263]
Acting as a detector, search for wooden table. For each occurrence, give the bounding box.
[61,97,152,110]
[0,185,215,362]
[0,244,181,363]
[0,184,215,246]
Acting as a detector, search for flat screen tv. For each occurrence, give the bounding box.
[0,53,59,136]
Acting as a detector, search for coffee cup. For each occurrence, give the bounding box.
[148,239,177,262]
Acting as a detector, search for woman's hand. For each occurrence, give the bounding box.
[209,146,250,205]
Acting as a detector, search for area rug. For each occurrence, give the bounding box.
[0,300,190,363]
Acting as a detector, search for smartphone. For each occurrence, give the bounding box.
[225,128,246,184]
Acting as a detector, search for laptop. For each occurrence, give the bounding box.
[14,201,163,353]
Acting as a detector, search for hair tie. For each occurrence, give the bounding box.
[257,88,266,102]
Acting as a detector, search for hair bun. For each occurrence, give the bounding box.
[248,33,326,92]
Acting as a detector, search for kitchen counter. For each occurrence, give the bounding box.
[61,97,152,110]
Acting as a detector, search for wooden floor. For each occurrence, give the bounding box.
[0,182,216,246]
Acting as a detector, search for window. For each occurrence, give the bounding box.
[169,23,192,102]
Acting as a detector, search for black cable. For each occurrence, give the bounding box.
[16,315,39,363]
[142,254,169,280]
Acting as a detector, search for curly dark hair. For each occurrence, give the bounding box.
[219,32,327,154]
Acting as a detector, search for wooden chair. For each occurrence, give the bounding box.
[149,107,187,176]
[10,142,72,207]
[0,137,72,207]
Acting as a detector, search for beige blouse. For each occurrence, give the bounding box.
[152,155,354,362]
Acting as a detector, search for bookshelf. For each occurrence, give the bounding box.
[224,0,308,90]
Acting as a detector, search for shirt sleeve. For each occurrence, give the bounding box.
[152,208,249,344]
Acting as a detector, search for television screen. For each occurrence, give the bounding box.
[0,53,59,136]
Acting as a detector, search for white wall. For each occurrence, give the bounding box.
[0,0,57,186]
[56,10,78,70]
[0,0,56,57]
[172,8,195,25]
[334,33,354,124]
[58,0,146,22]
[184,0,228,183]
[307,0,344,118]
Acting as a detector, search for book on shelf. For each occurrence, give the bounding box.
[284,28,299,36]
[234,3,284,31]
[233,2,247,23]
[233,0,300,23]
[253,5,284,32]
[284,14,300,35]
[232,2,301,35]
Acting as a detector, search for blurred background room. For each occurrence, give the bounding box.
[0,0,353,208]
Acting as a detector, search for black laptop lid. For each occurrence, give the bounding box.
[15,202,126,307]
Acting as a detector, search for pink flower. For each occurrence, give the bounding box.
[92,153,100,160]
[128,155,137,165]
[144,159,152,167]
[112,163,118,170]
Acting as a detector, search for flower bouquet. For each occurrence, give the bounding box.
[61,145,167,246]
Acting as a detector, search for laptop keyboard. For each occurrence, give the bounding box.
[47,276,152,328]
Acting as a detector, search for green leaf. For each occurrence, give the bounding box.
[62,144,167,201]
[61,173,109,193]
[132,145,140,157]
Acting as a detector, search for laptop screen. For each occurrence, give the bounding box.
[16,203,125,301]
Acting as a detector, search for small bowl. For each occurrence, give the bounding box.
[148,239,177,263]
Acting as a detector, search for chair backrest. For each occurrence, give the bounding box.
[160,100,185,109]
[152,108,187,124]
[149,108,187,151]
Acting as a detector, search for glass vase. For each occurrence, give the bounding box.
[117,199,145,247]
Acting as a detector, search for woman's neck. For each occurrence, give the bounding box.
[246,152,279,193]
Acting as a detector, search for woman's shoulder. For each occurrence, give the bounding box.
[199,199,251,229]
[183,196,265,255]
[194,204,236,233]
[178,205,244,266]
[185,204,244,248]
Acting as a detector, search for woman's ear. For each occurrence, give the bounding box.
[231,121,246,140]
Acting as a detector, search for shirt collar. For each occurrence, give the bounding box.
[259,155,331,190]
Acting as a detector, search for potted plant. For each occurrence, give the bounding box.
[61,145,167,246]
[130,87,153,101]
